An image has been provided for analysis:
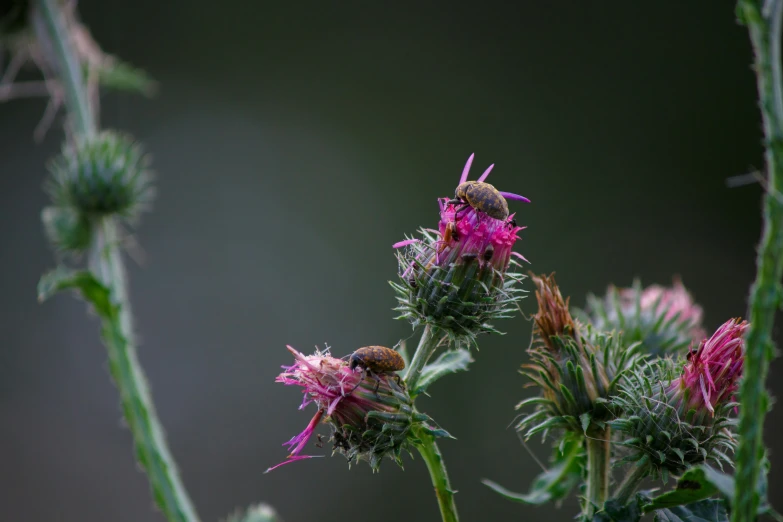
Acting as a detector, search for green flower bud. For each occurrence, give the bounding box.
[46,130,153,221]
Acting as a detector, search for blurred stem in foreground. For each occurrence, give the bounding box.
[406,325,460,522]
[735,1,783,520]
[33,1,200,521]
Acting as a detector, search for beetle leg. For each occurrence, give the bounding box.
[347,370,365,394]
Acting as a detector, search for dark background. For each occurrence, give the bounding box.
[1,1,779,521]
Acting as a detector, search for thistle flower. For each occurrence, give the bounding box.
[268,345,447,473]
[583,278,705,357]
[391,154,529,343]
[518,274,640,438]
[610,319,747,478]
[46,130,154,221]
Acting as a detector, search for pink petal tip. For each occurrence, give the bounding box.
[459,153,475,184]
[499,191,531,203]
[477,164,495,182]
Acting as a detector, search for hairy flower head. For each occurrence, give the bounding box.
[610,319,747,477]
[583,278,705,357]
[391,154,529,344]
[269,345,447,472]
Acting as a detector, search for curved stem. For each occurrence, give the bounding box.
[613,462,648,507]
[584,427,611,518]
[405,324,442,395]
[415,427,460,522]
[735,1,783,521]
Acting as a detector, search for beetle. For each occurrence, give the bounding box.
[449,181,510,221]
[348,346,406,393]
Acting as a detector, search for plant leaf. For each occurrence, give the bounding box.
[642,463,782,521]
[88,60,157,97]
[653,499,728,522]
[38,267,115,316]
[483,433,583,505]
[413,348,473,394]
[643,467,719,511]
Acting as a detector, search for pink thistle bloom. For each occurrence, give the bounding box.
[674,318,748,416]
[624,278,706,343]
[585,278,706,356]
[391,154,529,340]
[268,345,439,472]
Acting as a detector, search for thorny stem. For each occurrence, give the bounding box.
[35,1,200,521]
[613,462,649,507]
[90,220,200,522]
[414,426,460,522]
[735,1,783,521]
[584,427,611,518]
[33,0,94,137]
[405,324,443,395]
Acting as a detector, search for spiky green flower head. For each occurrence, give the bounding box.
[268,346,449,473]
[46,130,153,222]
[390,154,529,345]
[582,278,705,358]
[609,319,746,480]
[518,274,642,439]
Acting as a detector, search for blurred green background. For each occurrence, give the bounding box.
[1,1,779,521]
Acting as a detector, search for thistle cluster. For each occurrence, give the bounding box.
[391,154,529,345]
[272,154,529,481]
[43,131,153,253]
[504,273,748,519]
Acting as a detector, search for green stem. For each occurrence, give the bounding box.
[90,219,200,522]
[735,2,783,521]
[406,325,459,521]
[613,462,649,506]
[405,324,442,395]
[33,0,95,137]
[414,426,460,522]
[35,1,200,520]
[584,427,611,518]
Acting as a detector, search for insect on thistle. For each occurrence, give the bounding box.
[448,155,530,224]
[449,181,511,221]
[348,346,406,393]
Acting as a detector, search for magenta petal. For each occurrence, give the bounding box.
[477,164,495,182]
[459,153,475,184]
[499,191,531,203]
[393,239,419,249]
[264,454,324,473]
